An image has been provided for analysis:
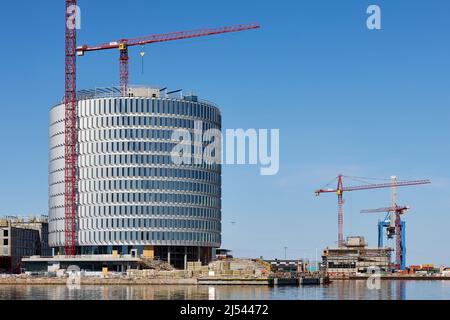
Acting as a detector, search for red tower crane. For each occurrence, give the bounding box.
[64,0,259,256]
[76,23,261,95]
[315,175,431,248]
[64,0,78,256]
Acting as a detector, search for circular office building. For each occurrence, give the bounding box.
[49,87,222,267]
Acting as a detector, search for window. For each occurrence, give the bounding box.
[3,239,8,246]
[3,230,8,237]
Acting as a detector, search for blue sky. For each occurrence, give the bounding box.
[0,0,449,265]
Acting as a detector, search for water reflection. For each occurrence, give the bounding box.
[0,281,449,300]
[395,281,406,300]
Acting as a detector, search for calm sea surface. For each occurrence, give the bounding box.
[0,281,449,300]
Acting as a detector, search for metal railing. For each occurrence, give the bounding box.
[63,86,219,109]
[0,215,48,226]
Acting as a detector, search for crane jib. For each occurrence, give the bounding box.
[77,23,260,53]
[343,180,431,192]
[75,22,260,96]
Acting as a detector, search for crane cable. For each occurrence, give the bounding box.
[320,176,338,190]
[343,175,391,186]
[140,46,145,75]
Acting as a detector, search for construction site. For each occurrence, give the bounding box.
[2,170,444,283]
[0,1,447,288]
[314,175,445,279]
[15,1,262,276]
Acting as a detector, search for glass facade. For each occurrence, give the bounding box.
[48,95,222,251]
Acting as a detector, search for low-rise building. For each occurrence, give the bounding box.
[0,216,50,273]
[322,236,392,277]
[266,259,305,273]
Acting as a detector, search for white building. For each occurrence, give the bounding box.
[49,86,222,268]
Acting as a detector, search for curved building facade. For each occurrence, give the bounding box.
[49,87,222,267]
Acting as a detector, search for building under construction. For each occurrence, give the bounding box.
[49,87,222,268]
[0,216,51,273]
[321,236,392,277]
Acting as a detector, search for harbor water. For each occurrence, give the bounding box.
[0,280,449,300]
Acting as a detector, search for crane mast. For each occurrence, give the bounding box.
[119,45,129,95]
[337,175,344,247]
[64,0,78,257]
[390,176,397,228]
